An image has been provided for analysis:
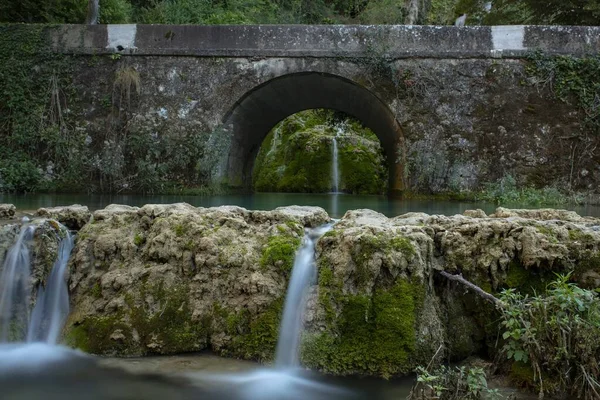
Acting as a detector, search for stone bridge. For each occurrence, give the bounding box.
[48,24,600,194]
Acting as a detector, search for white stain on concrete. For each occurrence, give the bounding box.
[491,26,525,51]
[106,24,137,52]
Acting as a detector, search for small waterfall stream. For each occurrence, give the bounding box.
[0,221,74,344]
[27,231,74,344]
[275,223,334,368]
[0,225,36,342]
[331,125,342,193]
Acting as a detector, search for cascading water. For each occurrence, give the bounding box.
[27,231,74,344]
[0,225,36,342]
[192,222,352,399]
[275,222,334,368]
[331,126,341,193]
[0,221,74,344]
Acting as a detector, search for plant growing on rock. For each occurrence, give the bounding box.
[409,365,500,400]
[498,273,600,399]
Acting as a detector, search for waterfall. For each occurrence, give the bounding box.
[332,136,339,193]
[27,231,74,344]
[0,222,74,344]
[275,223,333,368]
[331,127,341,193]
[0,225,36,342]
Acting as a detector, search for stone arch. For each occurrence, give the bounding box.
[223,72,404,194]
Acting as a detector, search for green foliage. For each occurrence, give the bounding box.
[410,365,500,400]
[253,109,387,194]
[526,54,600,136]
[302,278,424,378]
[1,0,598,25]
[0,25,82,193]
[476,174,576,206]
[498,274,600,399]
[100,0,134,23]
[522,0,600,25]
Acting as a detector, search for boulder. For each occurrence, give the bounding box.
[0,204,16,219]
[36,205,91,230]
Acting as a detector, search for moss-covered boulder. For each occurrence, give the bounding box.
[65,203,329,358]
[252,110,387,194]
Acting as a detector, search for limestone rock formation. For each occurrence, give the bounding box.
[0,204,16,219]
[55,204,600,378]
[65,204,330,359]
[36,205,91,230]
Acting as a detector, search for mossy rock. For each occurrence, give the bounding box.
[66,282,208,355]
[302,278,425,378]
[260,234,301,275]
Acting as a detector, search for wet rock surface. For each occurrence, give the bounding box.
[0,204,16,219]
[36,205,91,230]
[13,204,596,377]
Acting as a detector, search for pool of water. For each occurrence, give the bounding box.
[3,192,600,218]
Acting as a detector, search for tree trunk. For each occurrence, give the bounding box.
[405,0,420,24]
[86,0,100,25]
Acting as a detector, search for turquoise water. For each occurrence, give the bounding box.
[3,192,600,218]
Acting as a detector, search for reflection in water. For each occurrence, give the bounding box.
[4,192,600,218]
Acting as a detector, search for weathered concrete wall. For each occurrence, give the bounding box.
[30,25,600,194]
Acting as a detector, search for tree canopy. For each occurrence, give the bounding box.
[0,0,598,25]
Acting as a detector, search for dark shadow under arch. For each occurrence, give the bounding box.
[223,72,404,193]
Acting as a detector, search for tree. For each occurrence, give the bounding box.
[86,0,99,24]
[523,0,600,25]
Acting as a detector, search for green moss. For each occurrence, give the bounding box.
[68,282,207,355]
[65,313,129,354]
[229,298,283,362]
[133,233,145,246]
[302,278,425,378]
[351,233,415,287]
[391,236,416,259]
[504,261,550,294]
[127,282,207,354]
[173,223,185,237]
[260,235,301,274]
[90,282,102,298]
[252,109,387,194]
[568,229,594,243]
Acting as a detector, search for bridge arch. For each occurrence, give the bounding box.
[223,72,404,194]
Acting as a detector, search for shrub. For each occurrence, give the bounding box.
[498,274,600,399]
[409,365,500,400]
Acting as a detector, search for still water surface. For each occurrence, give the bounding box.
[3,192,600,218]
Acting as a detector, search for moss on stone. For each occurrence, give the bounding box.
[252,109,387,194]
[504,261,550,294]
[90,282,102,298]
[65,313,129,354]
[229,298,283,362]
[127,282,207,354]
[173,223,186,237]
[133,233,145,246]
[351,233,416,288]
[67,282,207,356]
[302,278,424,378]
[260,235,301,275]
